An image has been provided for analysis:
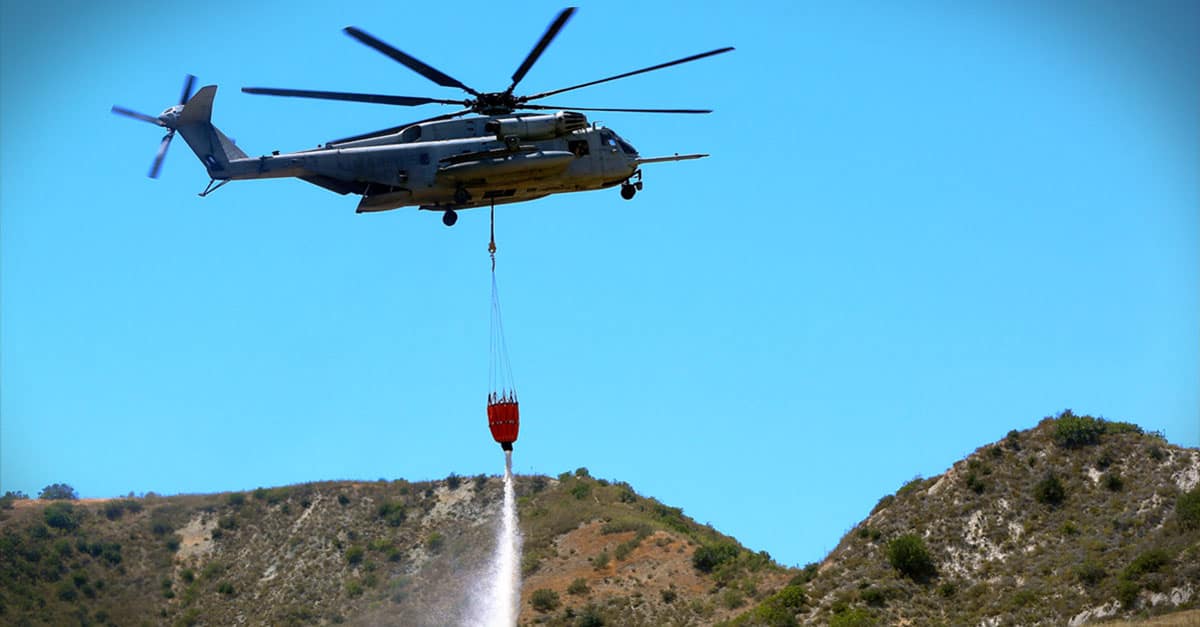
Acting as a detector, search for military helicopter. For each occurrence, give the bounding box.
[111,8,732,226]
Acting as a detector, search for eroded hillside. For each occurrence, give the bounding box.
[725,411,1200,626]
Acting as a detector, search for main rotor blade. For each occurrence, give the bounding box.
[523,46,735,101]
[343,27,480,96]
[111,105,162,125]
[326,108,474,145]
[508,7,576,93]
[521,104,713,114]
[179,74,197,105]
[242,87,466,107]
[149,132,173,179]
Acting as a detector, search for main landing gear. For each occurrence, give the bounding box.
[442,209,458,227]
[620,170,643,200]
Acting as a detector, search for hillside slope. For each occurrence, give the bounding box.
[2,411,1197,626]
[726,411,1200,626]
[0,470,793,626]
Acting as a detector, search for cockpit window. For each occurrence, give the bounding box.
[399,125,422,143]
[599,129,637,156]
[615,136,638,156]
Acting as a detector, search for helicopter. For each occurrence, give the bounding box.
[111,8,733,227]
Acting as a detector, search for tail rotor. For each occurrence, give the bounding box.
[111,74,197,178]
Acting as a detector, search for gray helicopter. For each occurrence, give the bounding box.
[111,8,732,227]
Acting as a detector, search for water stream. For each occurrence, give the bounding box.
[468,450,522,626]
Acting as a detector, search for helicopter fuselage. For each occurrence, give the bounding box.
[214,113,642,214]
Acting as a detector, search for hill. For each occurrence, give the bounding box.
[1,410,1197,626]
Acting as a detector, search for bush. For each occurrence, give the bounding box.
[227,493,245,507]
[1034,472,1066,506]
[829,607,875,627]
[965,471,985,494]
[376,502,406,527]
[44,502,81,530]
[345,545,365,565]
[0,490,28,509]
[39,483,78,500]
[692,542,739,573]
[1177,486,1200,531]
[575,467,591,478]
[591,551,609,569]
[660,588,677,603]
[1053,410,1104,448]
[218,581,235,595]
[887,534,936,581]
[425,532,444,553]
[1104,472,1124,492]
[530,588,560,612]
[860,586,886,607]
[337,494,350,506]
[570,482,591,500]
[567,577,589,595]
[1124,549,1169,578]
[576,604,605,627]
[1076,561,1106,586]
[445,473,461,489]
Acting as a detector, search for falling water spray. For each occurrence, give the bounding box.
[468,450,522,626]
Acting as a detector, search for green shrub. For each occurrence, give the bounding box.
[1124,549,1169,578]
[1034,472,1066,506]
[337,494,350,506]
[860,586,886,607]
[1053,410,1104,448]
[425,532,444,552]
[165,534,182,552]
[1076,561,1106,586]
[896,475,925,497]
[576,604,605,627]
[570,482,591,500]
[871,495,894,515]
[829,607,874,627]
[567,577,589,595]
[721,588,745,609]
[44,502,80,530]
[376,502,406,527]
[660,588,677,603]
[965,471,985,494]
[345,581,363,597]
[591,551,609,569]
[217,581,235,595]
[1147,444,1166,461]
[445,473,461,489]
[227,492,245,507]
[887,534,936,581]
[1117,578,1140,608]
[575,467,591,478]
[1,490,28,509]
[530,588,560,612]
[39,483,78,500]
[1176,486,1200,530]
[692,542,739,573]
[1103,472,1124,492]
[346,545,365,565]
[1103,421,1143,435]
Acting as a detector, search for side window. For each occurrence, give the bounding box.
[568,139,589,157]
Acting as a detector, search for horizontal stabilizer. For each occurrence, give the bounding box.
[635,153,708,165]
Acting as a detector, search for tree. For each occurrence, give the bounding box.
[39,483,78,500]
[888,534,936,581]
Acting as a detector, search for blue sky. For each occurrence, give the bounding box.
[2,1,1196,568]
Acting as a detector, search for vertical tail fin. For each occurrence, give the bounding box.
[175,85,247,176]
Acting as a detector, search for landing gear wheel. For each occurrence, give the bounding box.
[442,210,458,227]
[454,187,470,204]
[620,184,636,200]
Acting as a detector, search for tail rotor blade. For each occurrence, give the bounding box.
[111,105,162,125]
[179,74,197,105]
[149,132,174,179]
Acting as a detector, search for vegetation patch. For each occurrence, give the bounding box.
[887,534,936,582]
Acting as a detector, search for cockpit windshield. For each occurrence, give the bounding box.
[599,128,638,156]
